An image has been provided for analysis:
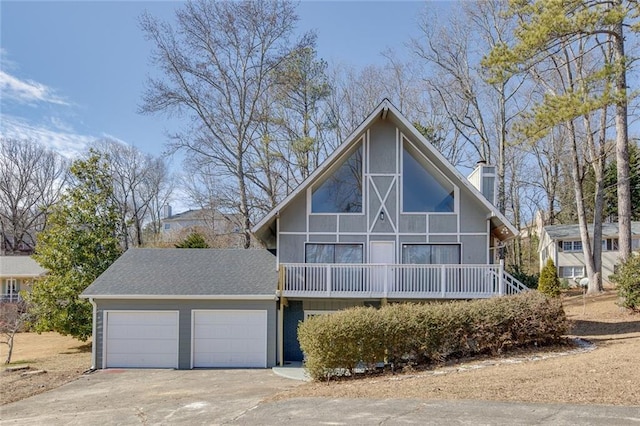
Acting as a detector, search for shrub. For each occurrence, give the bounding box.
[507,264,539,289]
[610,253,640,312]
[538,258,561,297]
[298,292,568,381]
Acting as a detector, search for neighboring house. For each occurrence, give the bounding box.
[160,206,243,247]
[538,222,640,285]
[0,256,47,303]
[81,99,526,369]
[160,206,240,235]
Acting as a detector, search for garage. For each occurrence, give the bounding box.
[104,311,179,368]
[192,310,267,368]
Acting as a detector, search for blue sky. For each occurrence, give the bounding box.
[1,1,433,159]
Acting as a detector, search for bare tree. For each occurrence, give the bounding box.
[413,0,528,216]
[0,300,29,364]
[140,0,309,248]
[90,138,173,248]
[0,139,68,255]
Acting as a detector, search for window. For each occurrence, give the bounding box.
[562,241,582,252]
[164,223,171,230]
[402,145,454,212]
[633,238,640,250]
[305,244,363,264]
[312,146,363,213]
[401,244,460,264]
[602,238,620,251]
[559,266,584,278]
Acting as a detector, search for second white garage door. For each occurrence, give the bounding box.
[104,311,179,368]
[192,310,267,368]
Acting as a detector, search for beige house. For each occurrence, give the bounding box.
[538,222,640,285]
[0,256,47,303]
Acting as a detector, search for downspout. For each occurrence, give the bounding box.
[89,298,97,370]
[278,267,284,367]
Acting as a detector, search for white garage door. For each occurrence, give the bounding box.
[192,310,267,368]
[105,311,179,368]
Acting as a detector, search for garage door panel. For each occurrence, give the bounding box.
[192,310,267,368]
[105,311,178,369]
[107,324,177,339]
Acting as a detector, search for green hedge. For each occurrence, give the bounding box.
[298,291,568,381]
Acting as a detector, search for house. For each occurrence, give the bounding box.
[0,256,47,303]
[538,222,640,285]
[81,99,526,369]
[160,206,243,247]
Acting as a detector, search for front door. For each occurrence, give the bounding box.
[370,241,395,293]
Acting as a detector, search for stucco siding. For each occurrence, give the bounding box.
[278,234,307,263]
[368,121,397,174]
[338,215,367,232]
[460,235,488,263]
[279,194,307,233]
[459,196,487,233]
[399,214,427,233]
[429,215,458,234]
[309,215,337,233]
[94,299,277,369]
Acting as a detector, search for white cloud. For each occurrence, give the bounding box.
[1,115,95,159]
[0,70,69,106]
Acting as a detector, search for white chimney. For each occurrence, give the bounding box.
[163,204,172,219]
[468,161,496,205]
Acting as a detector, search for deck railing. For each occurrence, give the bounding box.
[280,263,528,299]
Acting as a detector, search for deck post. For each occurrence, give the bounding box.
[499,259,505,296]
[440,265,446,298]
[326,265,332,297]
[383,265,388,298]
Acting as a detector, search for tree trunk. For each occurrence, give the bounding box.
[612,14,632,262]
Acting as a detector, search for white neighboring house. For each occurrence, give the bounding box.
[0,256,47,303]
[160,205,242,243]
[538,222,640,285]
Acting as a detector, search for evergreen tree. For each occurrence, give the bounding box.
[538,258,562,298]
[175,232,210,248]
[26,151,122,340]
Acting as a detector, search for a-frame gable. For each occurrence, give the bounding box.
[252,99,518,244]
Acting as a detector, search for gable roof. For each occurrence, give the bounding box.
[542,222,640,240]
[81,248,277,299]
[0,256,47,278]
[252,99,518,242]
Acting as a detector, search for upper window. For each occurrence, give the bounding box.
[562,241,582,252]
[312,146,363,213]
[305,243,363,264]
[401,244,460,264]
[402,145,454,212]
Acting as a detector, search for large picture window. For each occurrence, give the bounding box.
[305,243,363,264]
[312,146,363,213]
[401,244,460,264]
[402,145,454,213]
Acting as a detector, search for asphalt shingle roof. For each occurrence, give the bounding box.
[0,256,47,277]
[543,222,640,240]
[81,248,277,297]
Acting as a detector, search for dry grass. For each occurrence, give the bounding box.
[0,332,91,405]
[2,291,639,407]
[275,290,640,406]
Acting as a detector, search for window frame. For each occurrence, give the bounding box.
[400,140,457,214]
[401,243,461,265]
[304,243,364,264]
[310,144,364,215]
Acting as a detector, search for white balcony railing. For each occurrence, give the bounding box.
[1,294,23,303]
[280,263,528,299]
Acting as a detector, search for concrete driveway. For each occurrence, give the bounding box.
[1,369,639,425]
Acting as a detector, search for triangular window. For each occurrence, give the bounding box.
[403,145,454,212]
[312,146,363,213]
